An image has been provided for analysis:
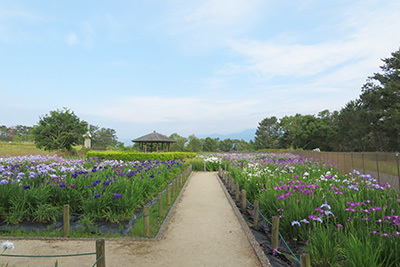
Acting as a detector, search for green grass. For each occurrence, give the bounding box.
[0,141,88,157]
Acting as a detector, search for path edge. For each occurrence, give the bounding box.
[154,171,193,240]
[215,172,272,267]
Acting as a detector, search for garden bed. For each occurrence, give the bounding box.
[0,155,190,238]
[213,152,400,267]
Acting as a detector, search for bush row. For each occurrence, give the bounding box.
[86,151,196,161]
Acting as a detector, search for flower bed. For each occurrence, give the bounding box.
[216,152,399,266]
[0,155,187,225]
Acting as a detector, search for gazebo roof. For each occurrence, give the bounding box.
[132,131,176,143]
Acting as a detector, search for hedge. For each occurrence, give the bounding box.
[86,151,196,162]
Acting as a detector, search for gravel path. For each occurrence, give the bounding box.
[1,172,262,266]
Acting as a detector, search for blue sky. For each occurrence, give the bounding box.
[1,0,400,143]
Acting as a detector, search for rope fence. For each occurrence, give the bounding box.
[0,239,105,267]
[218,166,310,267]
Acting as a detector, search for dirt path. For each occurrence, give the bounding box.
[1,172,262,266]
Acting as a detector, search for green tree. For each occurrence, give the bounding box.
[187,134,202,152]
[13,125,34,142]
[335,101,372,151]
[0,125,12,141]
[254,116,280,150]
[236,139,253,151]
[169,133,188,151]
[90,125,118,150]
[219,138,234,152]
[279,114,332,150]
[358,48,400,151]
[31,108,87,151]
[202,137,220,152]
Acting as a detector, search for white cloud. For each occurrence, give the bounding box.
[0,6,44,42]
[164,0,266,50]
[0,7,40,21]
[66,32,77,46]
[83,96,263,135]
[228,39,366,77]
[224,1,400,79]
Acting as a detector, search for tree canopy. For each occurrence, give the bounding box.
[31,108,87,151]
[90,125,119,150]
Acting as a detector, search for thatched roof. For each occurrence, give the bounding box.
[132,131,176,143]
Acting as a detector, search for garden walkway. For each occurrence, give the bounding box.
[3,172,263,266]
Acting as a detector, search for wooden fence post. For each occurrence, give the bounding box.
[254,200,259,230]
[235,184,240,202]
[241,189,247,212]
[271,216,280,249]
[63,204,70,238]
[167,185,171,206]
[172,180,176,198]
[144,205,150,237]
[158,193,163,217]
[300,253,311,267]
[96,239,106,267]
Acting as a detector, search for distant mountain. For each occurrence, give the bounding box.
[199,128,256,142]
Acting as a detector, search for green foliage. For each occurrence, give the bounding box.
[218,138,234,152]
[0,125,33,142]
[86,151,196,161]
[255,112,335,151]
[254,116,280,150]
[90,125,119,150]
[31,108,87,151]
[202,137,219,152]
[187,134,202,152]
[334,48,400,152]
[169,133,188,151]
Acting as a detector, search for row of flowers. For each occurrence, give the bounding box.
[210,152,399,266]
[0,155,187,223]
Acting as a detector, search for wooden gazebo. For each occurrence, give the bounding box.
[132,131,176,152]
